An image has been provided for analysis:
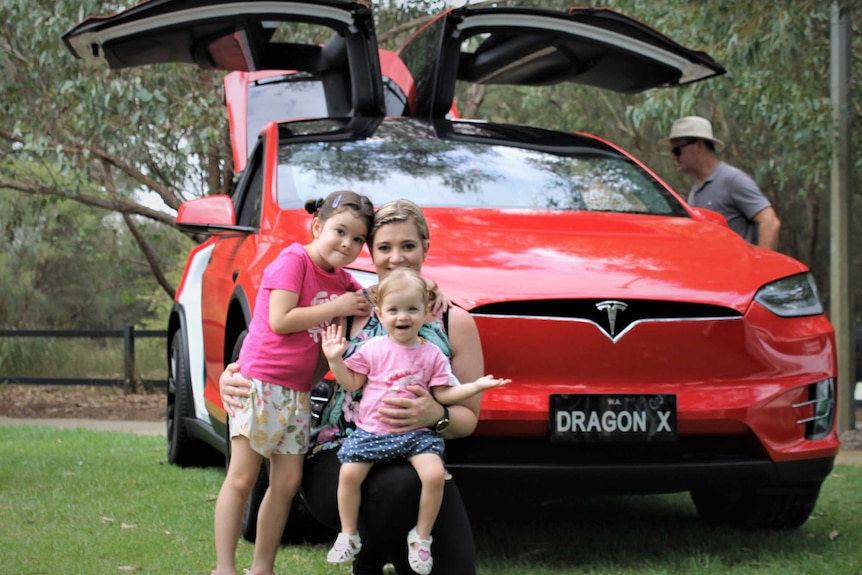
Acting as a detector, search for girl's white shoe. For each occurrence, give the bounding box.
[406,526,433,574]
[327,532,362,564]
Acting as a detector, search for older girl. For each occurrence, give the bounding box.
[214,190,373,575]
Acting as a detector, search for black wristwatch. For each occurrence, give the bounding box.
[433,405,450,434]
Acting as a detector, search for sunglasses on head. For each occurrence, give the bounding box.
[671,140,698,157]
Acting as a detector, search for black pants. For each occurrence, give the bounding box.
[301,448,476,575]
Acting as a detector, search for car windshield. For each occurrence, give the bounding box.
[275,121,687,216]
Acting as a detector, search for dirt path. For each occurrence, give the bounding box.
[0,384,164,421]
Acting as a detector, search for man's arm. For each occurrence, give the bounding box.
[753,206,781,251]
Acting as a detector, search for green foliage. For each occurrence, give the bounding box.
[0,337,52,373]
[1,426,861,574]
[0,192,188,329]
[0,335,165,380]
[1,0,229,309]
[1,0,229,202]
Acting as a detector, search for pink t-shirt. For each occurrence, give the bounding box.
[344,335,457,434]
[238,243,362,391]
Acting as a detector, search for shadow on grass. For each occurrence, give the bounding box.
[461,482,853,574]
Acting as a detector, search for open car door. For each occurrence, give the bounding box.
[223,47,415,172]
[62,0,384,118]
[397,5,726,118]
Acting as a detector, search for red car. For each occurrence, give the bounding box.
[65,0,838,536]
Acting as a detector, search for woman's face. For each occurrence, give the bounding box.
[370,220,427,280]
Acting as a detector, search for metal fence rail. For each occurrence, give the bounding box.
[0,325,166,388]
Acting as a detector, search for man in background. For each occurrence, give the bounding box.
[662,116,781,250]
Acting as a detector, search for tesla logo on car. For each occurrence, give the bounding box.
[595,300,628,337]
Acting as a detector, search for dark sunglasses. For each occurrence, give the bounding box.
[671,140,698,157]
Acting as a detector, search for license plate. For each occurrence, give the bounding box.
[549,394,676,442]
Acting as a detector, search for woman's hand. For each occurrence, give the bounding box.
[219,362,251,416]
[377,385,443,432]
[424,279,451,318]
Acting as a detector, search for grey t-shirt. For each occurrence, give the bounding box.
[688,162,771,245]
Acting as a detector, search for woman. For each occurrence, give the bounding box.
[219,199,484,575]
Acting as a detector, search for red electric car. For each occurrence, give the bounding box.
[64,0,838,537]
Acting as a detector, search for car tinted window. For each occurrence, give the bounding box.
[275,123,685,216]
[246,75,328,157]
[397,15,446,116]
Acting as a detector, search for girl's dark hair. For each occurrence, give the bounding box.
[304,191,374,233]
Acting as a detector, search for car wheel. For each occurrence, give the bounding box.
[690,484,821,529]
[166,334,205,467]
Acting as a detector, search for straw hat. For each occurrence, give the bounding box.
[659,116,724,151]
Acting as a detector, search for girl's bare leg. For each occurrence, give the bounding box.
[213,437,264,575]
[408,454,446,539]
[337,462,373,534]
[247,453,304,575]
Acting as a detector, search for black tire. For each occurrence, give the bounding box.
[167,334,206,467]
[690,484,822,529]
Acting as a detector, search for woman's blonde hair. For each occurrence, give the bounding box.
[369,199,430,251]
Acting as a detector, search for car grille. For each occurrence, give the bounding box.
[472,299,740,342]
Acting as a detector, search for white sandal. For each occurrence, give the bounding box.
[407,526,433,575]
[327,532,362,563]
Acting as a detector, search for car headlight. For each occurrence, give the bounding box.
[753,273,823,317]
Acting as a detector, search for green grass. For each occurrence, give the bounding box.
[0,336,165,381]
[1,426,861,575]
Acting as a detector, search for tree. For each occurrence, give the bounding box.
[0,190,187,329]
[0,0,232,302]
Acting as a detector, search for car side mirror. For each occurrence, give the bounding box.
[175,195,249,234]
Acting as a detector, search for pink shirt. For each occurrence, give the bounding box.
[344,335,457,434]
[238,243,362,391]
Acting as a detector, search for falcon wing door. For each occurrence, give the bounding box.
[62,0,384,117]
[398,6,726,118]
[224,48,410,172]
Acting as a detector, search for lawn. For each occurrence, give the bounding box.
[1,426,860,575]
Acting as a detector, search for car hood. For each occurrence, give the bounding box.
[408,209,807,313]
